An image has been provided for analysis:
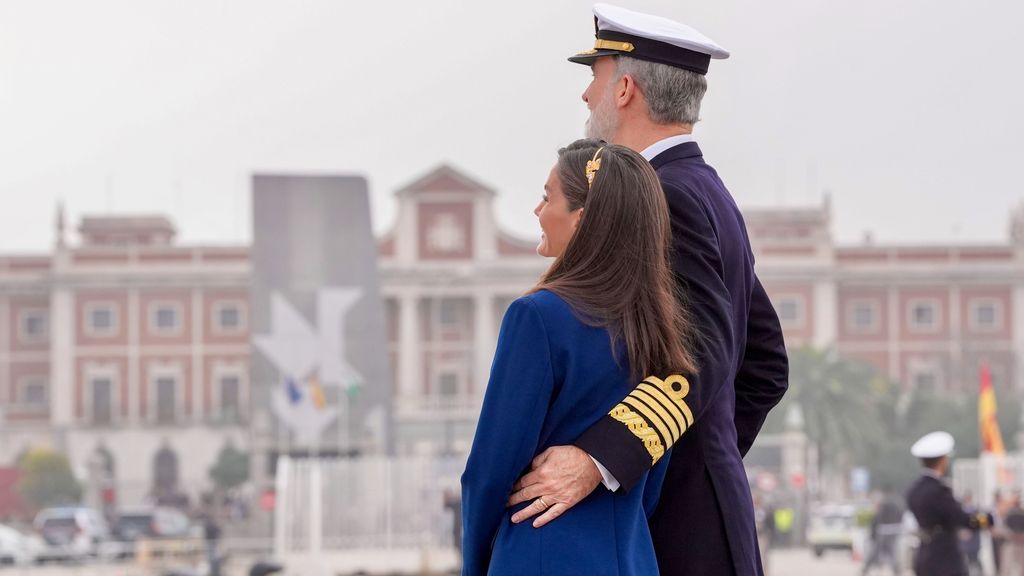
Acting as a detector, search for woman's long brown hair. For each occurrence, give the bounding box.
[531,139,698,379]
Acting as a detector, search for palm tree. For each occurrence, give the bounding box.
[763,346,890,471]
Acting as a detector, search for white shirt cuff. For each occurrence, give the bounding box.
[589,456,621,492]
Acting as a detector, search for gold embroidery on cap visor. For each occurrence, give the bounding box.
[594,39,635,53]
[573,40,635,59]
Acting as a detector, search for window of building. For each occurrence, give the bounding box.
[91,377,114,425]
[155,376,177,425]
[908,300,940,332]
[219,375,241,423]
[439,372,459,398]
[18,310,48,343]
[212,300,246,334]
[218,305,241,331]
[970,300,1001,332]
[19,377,47,408]
[775,297,802,328]
[848,300,879,333]
[439,299,458,326]
[86,304,118,336]
[149,303,181,335]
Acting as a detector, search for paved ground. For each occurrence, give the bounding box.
[0,548,899,576]
[769,547,876,576]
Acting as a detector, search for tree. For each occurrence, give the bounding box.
[763,346,890,469]
[209,443,250,492]
[16,448,82,512]
[762,346,1024,493]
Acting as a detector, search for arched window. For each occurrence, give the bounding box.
[152,443,180,502]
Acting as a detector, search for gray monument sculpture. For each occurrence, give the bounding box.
[249,174,393,531]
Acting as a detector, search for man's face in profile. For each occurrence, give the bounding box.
[582,56,619,141]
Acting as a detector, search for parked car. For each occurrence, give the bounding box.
[113,506,192,541]
[33,506,110,562]
[0,523,44,565]
[808,503,858,557]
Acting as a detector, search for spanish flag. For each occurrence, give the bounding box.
[979,362,1006,455]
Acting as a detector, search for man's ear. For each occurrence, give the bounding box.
[615,74,639,109]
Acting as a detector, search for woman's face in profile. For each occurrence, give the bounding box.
[534,164,583,258]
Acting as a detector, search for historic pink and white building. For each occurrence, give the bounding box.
[2,164,1023,505]
[750,201,1024,396]
[0,214,251,507]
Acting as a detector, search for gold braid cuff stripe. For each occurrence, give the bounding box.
[608,374,693,463]
[608,403,665,465]
[635,383,686,434]
[644,375,694,427]
[629,389,681,443]
[623,397,674,450]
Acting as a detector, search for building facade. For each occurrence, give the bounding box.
[750,200,1024,396]
[3,165,1024,509]
[0,214,250,509]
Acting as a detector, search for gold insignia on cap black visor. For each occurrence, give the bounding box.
[593,39,635,52]
[569,30,713,75]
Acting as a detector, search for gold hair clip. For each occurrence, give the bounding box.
[586,147,604,188]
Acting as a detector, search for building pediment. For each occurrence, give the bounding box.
[395,165,496,198]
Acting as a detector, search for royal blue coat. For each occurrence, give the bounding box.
[461,290,671,576]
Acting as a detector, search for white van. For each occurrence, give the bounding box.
[33,506,110,562]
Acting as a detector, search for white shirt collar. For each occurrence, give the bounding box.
[639,133,695,161]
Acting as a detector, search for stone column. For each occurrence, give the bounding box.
[1013,285,1024,393]
[398,293,421,411]
[191,288,203,423]
[49,278,74,428]
[473,293,495,404]
[812,277,838,348]
[127,289,139,424]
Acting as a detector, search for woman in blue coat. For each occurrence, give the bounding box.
[461,139,699,575]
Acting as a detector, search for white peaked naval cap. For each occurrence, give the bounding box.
[911,431,955,458]
[569,3,729,75]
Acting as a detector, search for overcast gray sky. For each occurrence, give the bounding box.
[1,0,1022,253]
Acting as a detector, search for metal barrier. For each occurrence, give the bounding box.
[133,537,204,563]
[954,454,1024,507]
[274,455,464,575]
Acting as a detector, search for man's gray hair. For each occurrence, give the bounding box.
[614,57,707,126]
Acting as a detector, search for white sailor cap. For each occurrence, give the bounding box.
[911,431,955,459]
[569,3,730,75]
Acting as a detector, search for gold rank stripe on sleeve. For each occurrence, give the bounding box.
[644,375,694,426]
[606,374,693,465]
[636,382,688,433]
[608,403,666,465]
[630,388,682,442]
[623,396,674,449]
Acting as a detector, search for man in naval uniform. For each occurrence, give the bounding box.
[506,5,789,576]
[906,431,992,576]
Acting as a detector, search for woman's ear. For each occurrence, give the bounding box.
[571,208,584,232]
